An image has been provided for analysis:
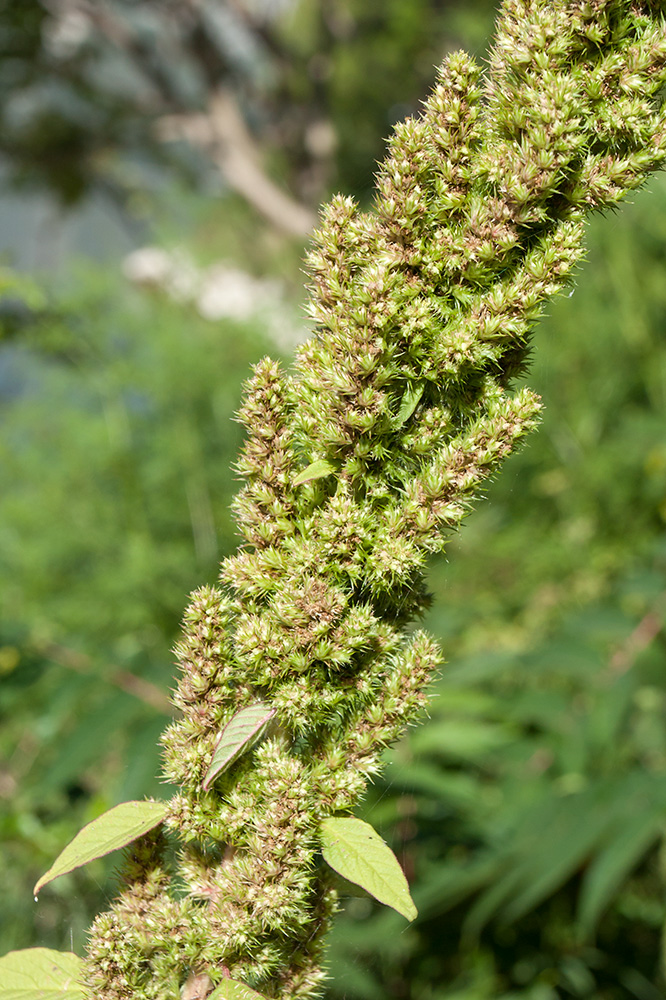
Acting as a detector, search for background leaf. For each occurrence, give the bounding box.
[577,793,666,935]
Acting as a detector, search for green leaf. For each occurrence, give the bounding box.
[33,800,169,896]
[320,816,417,921]
[293,459,335,486]
[498,780,630,926]
[577,794,666,934]
[394,384,424,428]
[411,718,514,761]
[462,776,640,937]
[202,702,275,790]
[0,948,84,999]
[207,980,269,1000]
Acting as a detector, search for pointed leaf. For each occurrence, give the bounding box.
[394,384,424,428]
[578,801,666,933]
[34,800,169,896]
[0,948,84,999]
[293,460,335,486]
[208,980,269,1000]
[320,816,417,921]
[202,703,275,790]
[499,781,630,926]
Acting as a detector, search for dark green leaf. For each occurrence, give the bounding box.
[577,794,666,933]
[202,703,275,790]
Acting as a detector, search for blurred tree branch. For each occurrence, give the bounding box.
[38,0,316,234]
[156,88,316,236]
[2,0,481,226]
[609,598,665,678]
[37,640,172,714]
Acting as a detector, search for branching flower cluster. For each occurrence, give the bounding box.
[26,3,666,999]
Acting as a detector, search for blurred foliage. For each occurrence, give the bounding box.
[0,252,292,954]
[2,2,666,999]
[0,0,498,208]
[271,0,498,199]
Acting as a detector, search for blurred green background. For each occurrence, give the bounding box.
[2,2,666,999]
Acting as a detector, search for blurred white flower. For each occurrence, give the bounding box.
[164,249,200,302]
[43,6,92,60]
[198,266,261,321]
[122,246,308,348]
[123,246,199,301]
[122,247,173,287]
[197,265,282,322]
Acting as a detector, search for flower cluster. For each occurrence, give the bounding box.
[84,3,666,998]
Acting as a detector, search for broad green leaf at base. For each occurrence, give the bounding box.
[34,799,169,895]
[320,816,417,921]
[0,948,84,999]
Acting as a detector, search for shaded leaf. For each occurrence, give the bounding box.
[0,948,84,999]
[577,794,666,933]
[320,816,417,921]
[202,703,275,790]
[293,460,335,486]
[411,718,515,761]
[500,778,646,926]
[394,384,424,428]
[416,857,502,920]
[34,800,169,895]
[207,980,269,1000]
[462,776,638,937]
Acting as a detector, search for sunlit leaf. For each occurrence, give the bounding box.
[34,800,169,896]
[202,703,275,790]
[0,948,84,999]
[207,979,268,1000]
[293,460,335,486]
[320,816,417,921]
